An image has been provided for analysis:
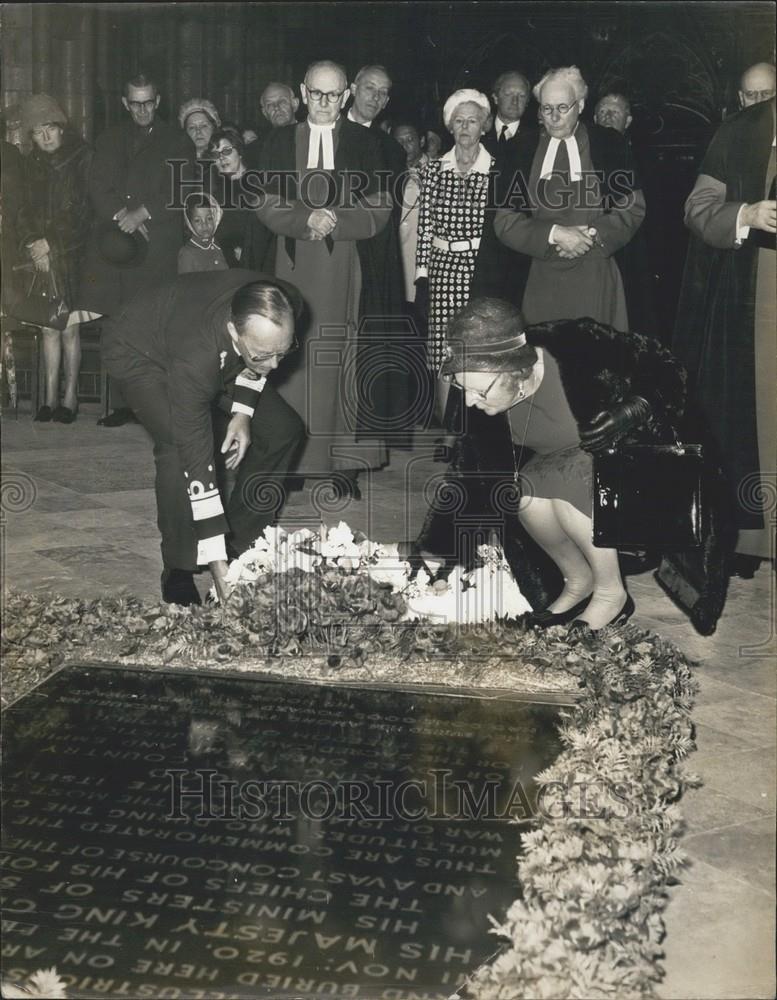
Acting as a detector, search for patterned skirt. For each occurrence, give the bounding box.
[427,247,477,372]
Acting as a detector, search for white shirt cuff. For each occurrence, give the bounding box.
[415,266,428,280]
[231,401,256,417]
[734,204,750,244]
[548,225,559,245]
[197,535,228,565]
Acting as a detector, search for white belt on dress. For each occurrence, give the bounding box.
[432,236,481,252]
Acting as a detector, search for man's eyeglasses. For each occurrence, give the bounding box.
[451,372,501,401]
[127,99,157,111]
[214,146,236,159]
[248,337,299,363]
[540,103,576,117]
[306,88,346,103]
[742,89,776,102]
[31,123,60,138]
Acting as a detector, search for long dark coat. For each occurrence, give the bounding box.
[249,118,413,440]
[79,118,192,315]
[673,99,775,533]
[417,318,733,636]
[16,132,92,308]
[472,123,653,335]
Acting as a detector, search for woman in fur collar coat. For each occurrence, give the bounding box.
[17,94,92,422]
[414,297,731,635]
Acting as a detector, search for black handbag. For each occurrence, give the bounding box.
[10,266,70,331]
[592,443,704,550]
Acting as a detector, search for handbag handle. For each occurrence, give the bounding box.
[25,267,59,299]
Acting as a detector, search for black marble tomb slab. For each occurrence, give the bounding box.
[1,664,562,999]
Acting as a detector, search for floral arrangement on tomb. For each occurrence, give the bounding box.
[216,521,533,624]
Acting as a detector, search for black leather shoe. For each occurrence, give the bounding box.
[526,594,592,629]
[53,405,78,424]
[731,554,762,579]
[98,408,137,427]
[34,405,53,422]
[161,568,202,606]
[568,594,635,635]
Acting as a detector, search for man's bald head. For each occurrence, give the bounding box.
[303,61,348,91]
[738,62,776,108]
[260,82,299,127]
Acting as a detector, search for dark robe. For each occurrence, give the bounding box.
[473,123,648,329]
[80,118,192,315]
[673,99,776,548]
[416,319,733,636]
[250,118,413,448]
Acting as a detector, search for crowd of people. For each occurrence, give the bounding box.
[0,56,773,622]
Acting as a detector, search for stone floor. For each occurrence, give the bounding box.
[2,401,775,999]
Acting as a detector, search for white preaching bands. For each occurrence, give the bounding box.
[307,122,336,169]
[539,135,583,182]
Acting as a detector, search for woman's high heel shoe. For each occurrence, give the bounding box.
[526,595,592,628]
[567,594,635,635]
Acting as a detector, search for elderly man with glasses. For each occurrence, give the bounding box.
[482,65,645,331]
[250,59,411,502]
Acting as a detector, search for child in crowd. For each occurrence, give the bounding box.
[177,193,229,274]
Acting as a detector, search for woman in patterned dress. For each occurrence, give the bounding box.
[415,90,494,394]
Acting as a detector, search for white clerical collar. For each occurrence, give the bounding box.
[347,109,372,127]
[539,128,583,181]
[307,119,337,169]
[495,116,520,140]
[439,144,492,174]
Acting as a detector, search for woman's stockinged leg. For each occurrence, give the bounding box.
[61,324,81,411]
[551,498,628,629]
[518,496,593,612]
[41,327,62,407]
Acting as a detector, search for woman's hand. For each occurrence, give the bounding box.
[552,225,594,258]
[221,413,251,470]
[579,397,652,453]
[210,560,232,603]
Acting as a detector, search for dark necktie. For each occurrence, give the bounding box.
[553,138,570,178]
[499,124,509,143]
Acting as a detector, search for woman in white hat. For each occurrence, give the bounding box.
[414,89,494,417]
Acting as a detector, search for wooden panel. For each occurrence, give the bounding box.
[1,4,33,121]
[31,5,53,93]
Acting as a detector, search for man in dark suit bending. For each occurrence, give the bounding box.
[102,270,305,605]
